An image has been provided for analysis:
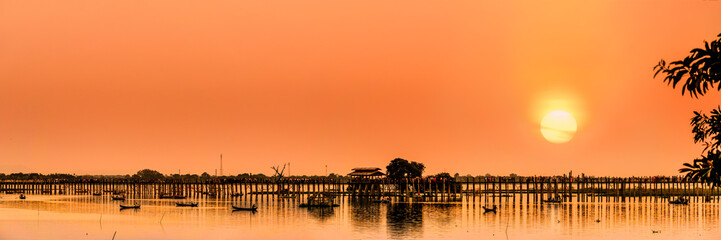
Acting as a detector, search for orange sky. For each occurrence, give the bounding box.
[1,0,721,177]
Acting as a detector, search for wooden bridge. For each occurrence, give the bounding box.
[1,176,719,203]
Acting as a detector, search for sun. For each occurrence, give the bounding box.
[540,110,577,143]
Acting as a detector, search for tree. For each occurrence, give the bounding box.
[133,169,165,181]
[655,33,721,186]
[435,172,452,179]
[386,158,425,179]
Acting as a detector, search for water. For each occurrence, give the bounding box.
[0,194,719,239]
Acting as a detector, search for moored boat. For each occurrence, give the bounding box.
[159,193,174,199]
[111,195,126,201]
[482,205,497,213]
[669,197,689,205]
[119,204,140,209]
[232,205,257,211]
[300,193,339,208]
[176,202,198,207]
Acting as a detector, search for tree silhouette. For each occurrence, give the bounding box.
[655,33,721,186]
[386,158,425,179]
[133,169,164,181]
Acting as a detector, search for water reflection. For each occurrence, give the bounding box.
[386,203,423,239]
[1,194,721,239]
[307,208,335,222]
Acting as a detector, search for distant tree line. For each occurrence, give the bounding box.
[0,169,351,182]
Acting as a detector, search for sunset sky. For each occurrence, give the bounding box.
[1,0,720,177]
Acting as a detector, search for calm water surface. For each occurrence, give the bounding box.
[0,194,719,239]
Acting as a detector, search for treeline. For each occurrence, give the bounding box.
[0,169,350,181]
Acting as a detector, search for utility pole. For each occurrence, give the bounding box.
[220,154,223,176]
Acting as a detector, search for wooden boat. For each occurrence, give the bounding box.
[489,194,513,198]
[159,194,174,199]
[119,204,140,209]
[230,193,244,197]
[92,192,102,196]
[173,195,187,199]
[669,198,689,205]
[300,193,339,208]
[75,189,89,194]
[111,195,126,201]
[176,202,198,207]
[543,199,563,203]
[19,194,26,200]
[299,203,339,208]
[372,197,391,203]
[232,205,257,211]
[42,190,51,194]
[482,205,497,213]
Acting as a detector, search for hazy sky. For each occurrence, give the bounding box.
[1,0,720,177]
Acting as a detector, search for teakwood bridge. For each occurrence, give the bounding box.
[1,176,719,203]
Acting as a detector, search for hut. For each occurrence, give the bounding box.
[347,167,385,195]
[347,167,385,179]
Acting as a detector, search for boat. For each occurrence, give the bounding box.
[119,204,140,209]
[482,205,497,213]
[92,192,102,196]
[489,194,513,198]
[230,193,244,197]
[111,195,126,201]
[543,195,563,203]
[75,189,89,194]
[19,194,26,200]
[372,197,391,203]
[669,198,689,205]
[173,195,187,199]
[176,202,198,207]
[280,194,296,199]
[232,205,258,211]
[159,194,174,199]
[299,203,339,208]
[299,193,339,208]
